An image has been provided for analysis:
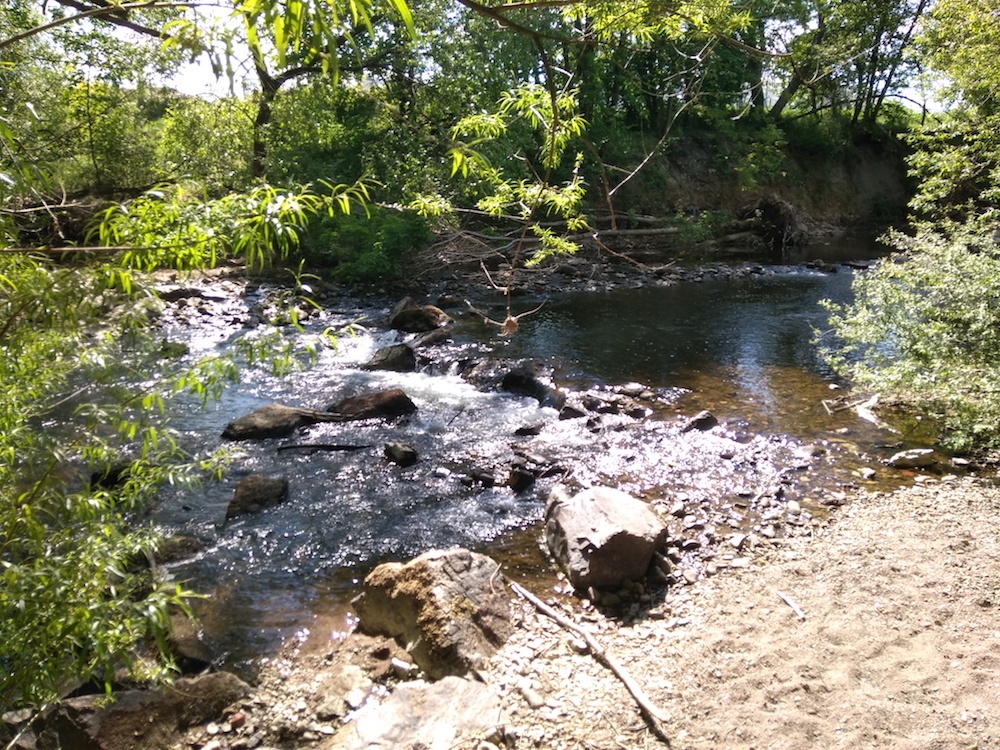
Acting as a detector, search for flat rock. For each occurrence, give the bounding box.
[327,388,416,420]
[681,409,719,433]
[221,402,311,440]
[544,485,668,589]
[353,548,512,678]
[326,677,506,750]
[364,343,416,372]
[888,448,938,470]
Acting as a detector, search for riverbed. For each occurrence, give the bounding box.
[148,239,914,672]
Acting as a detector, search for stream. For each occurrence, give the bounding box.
[148,237,912,672]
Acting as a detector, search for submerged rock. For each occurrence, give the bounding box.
[226,474,289,520]
[680,409,719,433]
[384,441,418,467]
[353,548,512,679]
[544,485,668,589]
[501,363,565,409]
[330,676,507,750]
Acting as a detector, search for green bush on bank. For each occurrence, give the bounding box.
[822,220,1000,456]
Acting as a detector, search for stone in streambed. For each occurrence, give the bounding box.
[332,676,506,750]
[384,442,418,467]
[364,343,416,372]
[388,297,452,332]
[226,474,289,520]
[544,485,668,589]
[221,402,310,440]
[39,672,249,750]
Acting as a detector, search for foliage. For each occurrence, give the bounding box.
[0,252,209,713]
[302,205,432,282]
[92,179,373,273]
[822,222,1000,454]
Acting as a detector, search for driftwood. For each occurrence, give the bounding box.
[276,443,373,453]
[775,590,806,620]
[508,581,672,743]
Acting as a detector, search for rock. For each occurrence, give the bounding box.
[327,389,417,420]
[316,666,374,721]
[226,474,289,520]
[364,344,416,372]
[501,363,565,409]
[544,486,668,589]
[507,466,536,493]
[222,402,311,440]
[353,548,512,679]
[388,297,452,332]
[412,328,451,348]
[680,410,719,433]
[384,442,418,467]
[168,610,214,674]
[39,672,249,750]
[329,677,506,750]
[888,448,938,470]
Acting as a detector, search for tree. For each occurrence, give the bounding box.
[823,0,1000,456]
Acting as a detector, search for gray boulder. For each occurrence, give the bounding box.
[327,677,506,750]
[545,486,668,589]
[353,548,512,679]
[888,447,939,470]
[226,474,289,520]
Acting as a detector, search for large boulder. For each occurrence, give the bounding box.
[325,677,507,750]
[544,486,669,589]
[226,474,289,520]
[388,297,452,333]
[353,548,512,679]
[221,402,312,440]
[327,388,417,420]
[39,672,249,750]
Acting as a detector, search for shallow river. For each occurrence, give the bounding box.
[151,238,906,670]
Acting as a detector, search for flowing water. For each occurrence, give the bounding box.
[149,238,911,670]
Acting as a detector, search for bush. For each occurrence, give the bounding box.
[301,206,433,283]
[822,220,1000,455]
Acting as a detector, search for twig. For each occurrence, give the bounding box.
[775,589,806,620]
[508,580,672,744]
[276,443,372,453]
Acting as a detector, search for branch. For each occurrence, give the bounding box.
[0,1,198,51]
[508,580,672,742]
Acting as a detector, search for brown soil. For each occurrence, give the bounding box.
[484,475,1000,749]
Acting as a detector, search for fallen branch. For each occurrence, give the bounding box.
[276,443,372,453]
[508,580,672,743]
[775,589,806,620]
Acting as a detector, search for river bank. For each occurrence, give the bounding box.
[162,474,999,750]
